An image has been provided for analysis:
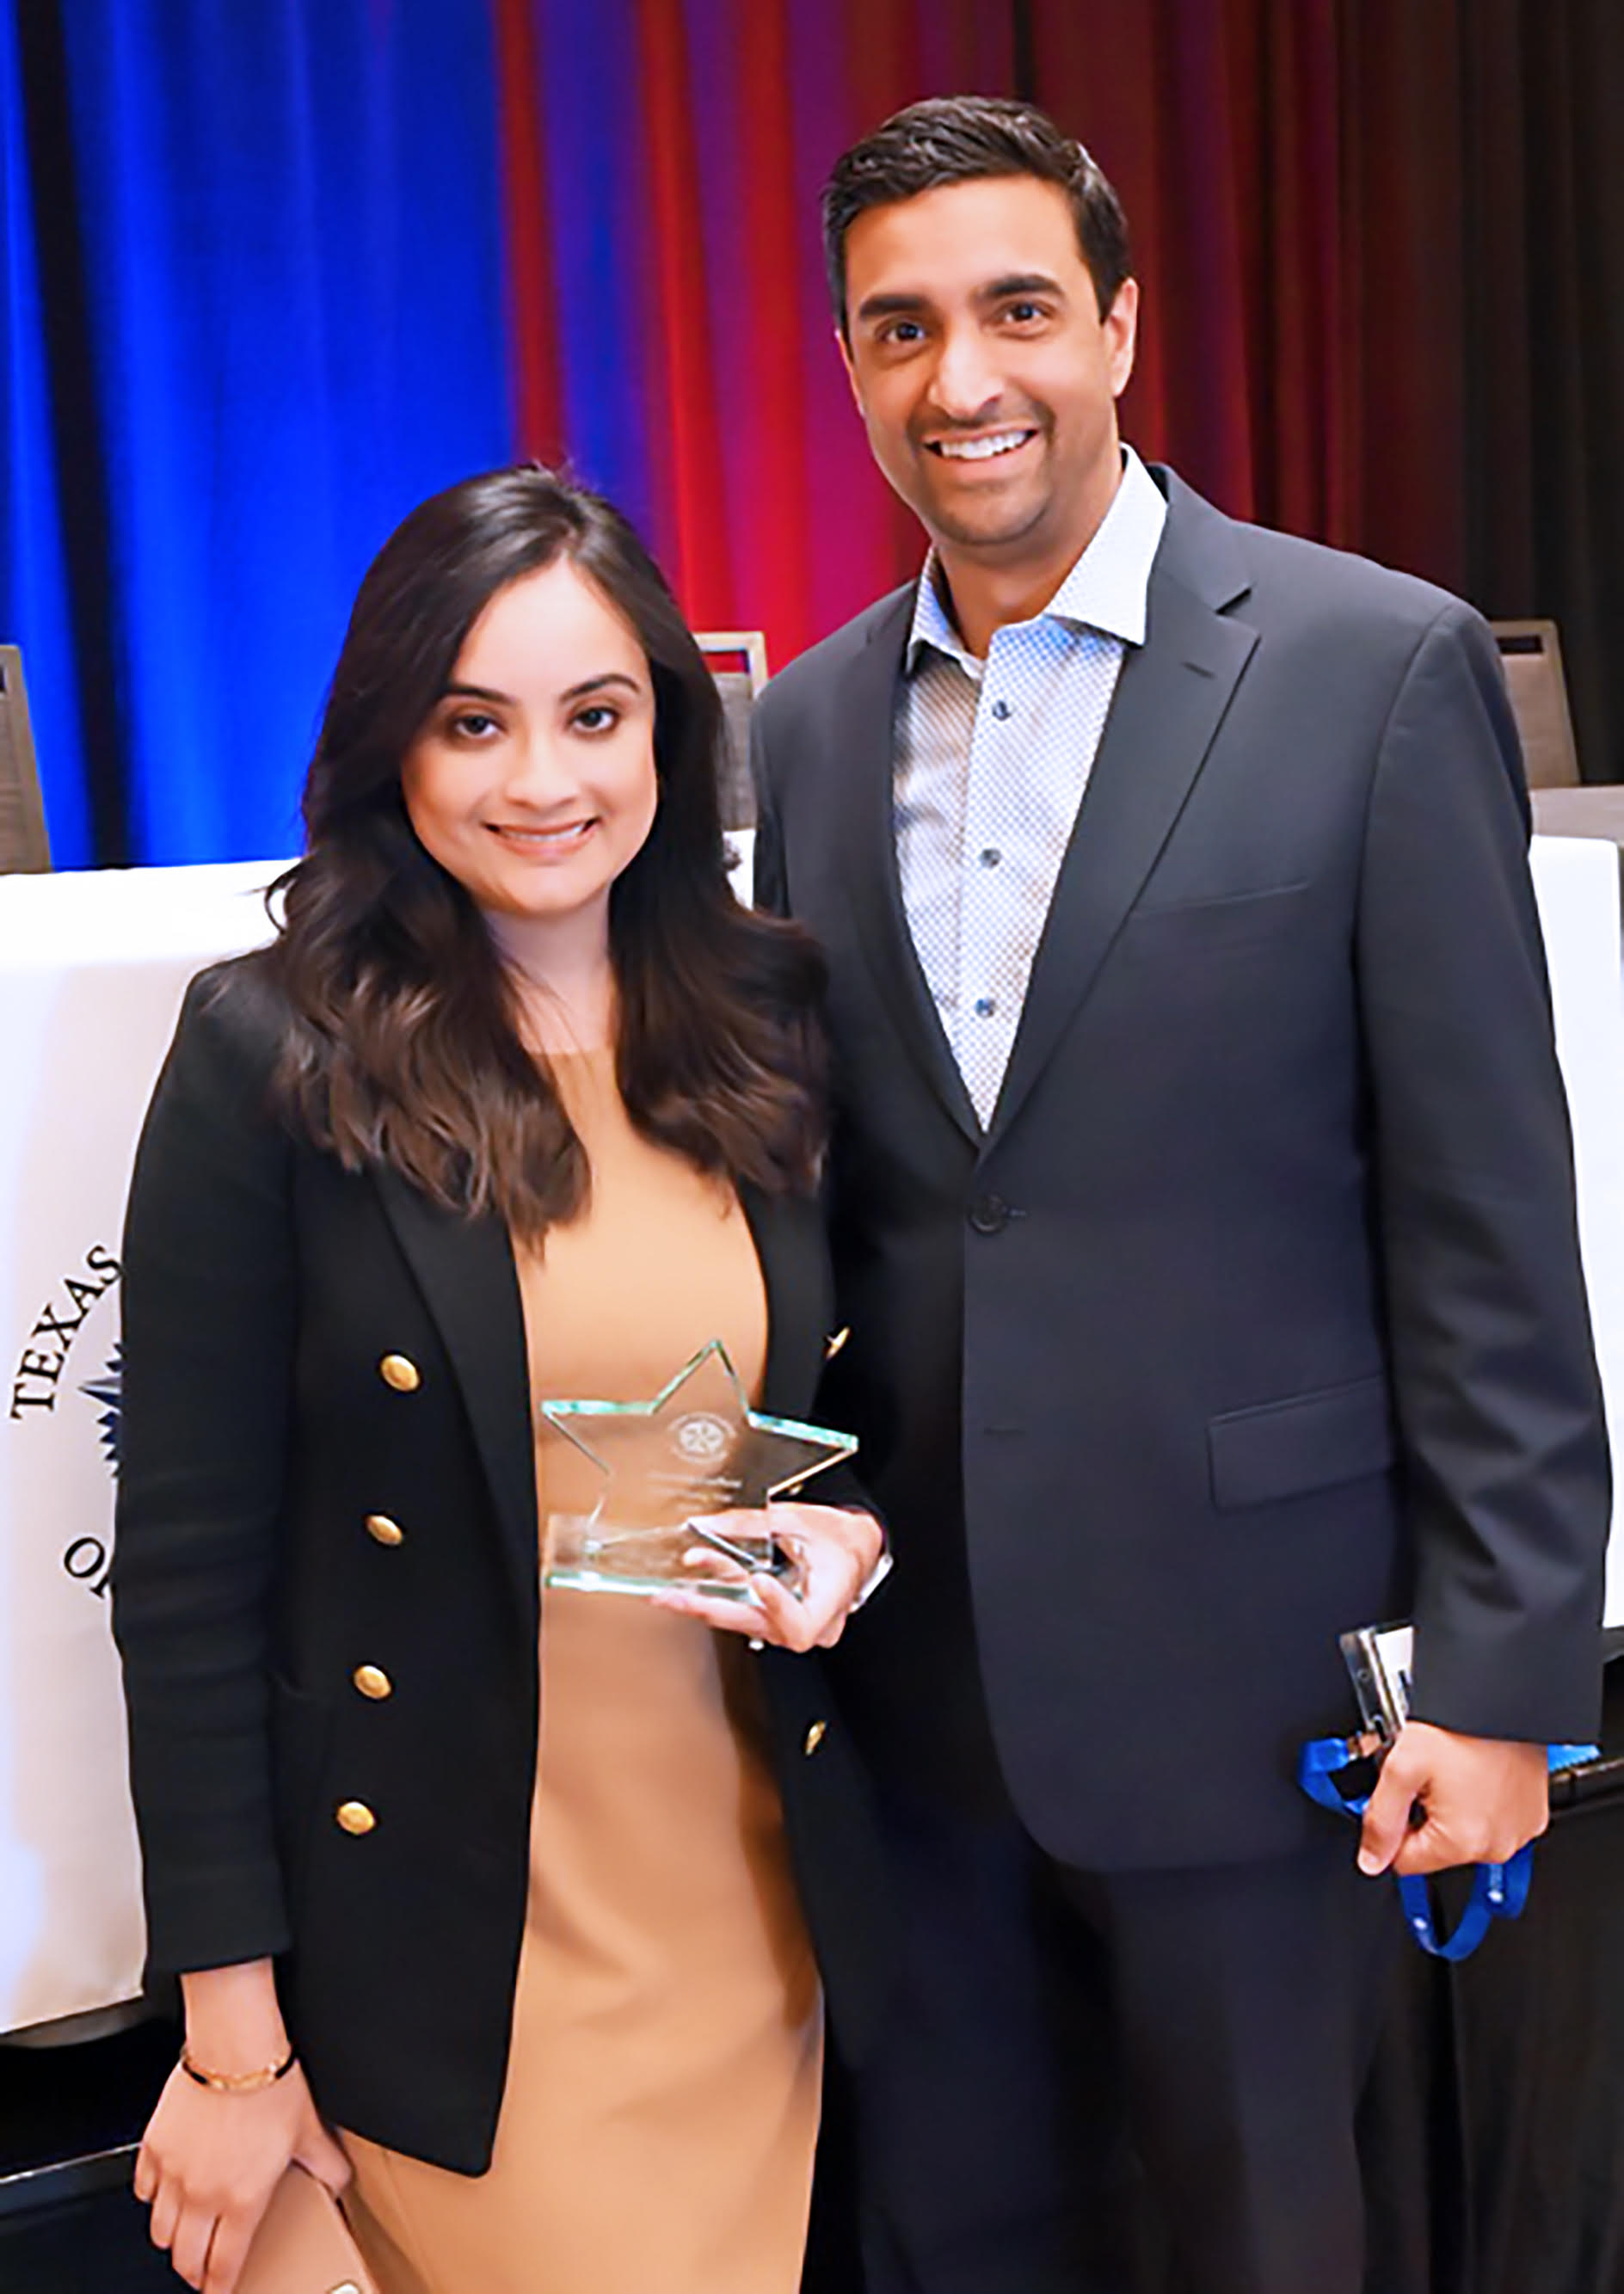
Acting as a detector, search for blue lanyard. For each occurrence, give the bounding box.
[1298,1737,1597,1961]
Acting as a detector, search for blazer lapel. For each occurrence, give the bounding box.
[740,1182,829,1418]
[372,1173,830,1618]
[372,1166,540,1632]
[832,593,981,1145]
[987,494,1259,1147]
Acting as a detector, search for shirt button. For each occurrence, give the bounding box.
[991,699,1012,721]
[979,848,1002,868]
[973,995,996,1018]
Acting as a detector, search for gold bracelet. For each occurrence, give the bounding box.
[178,2040,297,2094]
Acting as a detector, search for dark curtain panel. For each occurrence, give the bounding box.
[1490,3,1624,787]
[1030,0,1624,779]
[1340,0,1624,783]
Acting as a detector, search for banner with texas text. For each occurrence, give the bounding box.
[0,864,277,2032]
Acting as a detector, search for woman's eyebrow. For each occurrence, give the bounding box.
[558,672,644,702]
[441,680,510,704]
[440,670,644,705]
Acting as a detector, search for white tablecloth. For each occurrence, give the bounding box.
[1529,836,1624,1625]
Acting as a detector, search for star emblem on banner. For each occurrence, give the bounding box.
[80,1347,123,1474]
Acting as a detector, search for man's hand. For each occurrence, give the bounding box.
[1356,1720,1549,1878]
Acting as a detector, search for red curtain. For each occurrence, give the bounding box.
[494,0,1624,778]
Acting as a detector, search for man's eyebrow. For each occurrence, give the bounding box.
[852,291,932,326]
[852,273,1068,327]
[979,272,1066,302]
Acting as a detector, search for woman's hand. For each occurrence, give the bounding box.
[135,1963,348,2294]
[655,1503,884,1649]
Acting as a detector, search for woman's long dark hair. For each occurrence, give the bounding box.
[264,465,826,1236]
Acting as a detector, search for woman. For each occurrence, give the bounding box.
[111,467,888,2294]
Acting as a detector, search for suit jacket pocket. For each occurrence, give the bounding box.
[1208,1375,1394,1510]
[1128,880,1313,952]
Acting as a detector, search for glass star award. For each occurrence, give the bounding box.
[539,1338,858,1599]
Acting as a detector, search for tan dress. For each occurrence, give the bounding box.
[342,1049,822,2294]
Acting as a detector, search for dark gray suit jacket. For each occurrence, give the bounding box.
[752,465,1609,1871]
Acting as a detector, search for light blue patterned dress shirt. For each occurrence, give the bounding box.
[895,446,1169,1127]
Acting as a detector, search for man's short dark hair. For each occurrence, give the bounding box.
[822,95,1131,335]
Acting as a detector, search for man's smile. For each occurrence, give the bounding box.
[924,427,1039,463]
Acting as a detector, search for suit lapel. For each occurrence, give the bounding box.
[832,593,981,1145]
[987,493,1259,1147]
[372,1166,540,1632]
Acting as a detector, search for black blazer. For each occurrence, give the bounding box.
[752,465,1610,1871]
[111,956,889,2174]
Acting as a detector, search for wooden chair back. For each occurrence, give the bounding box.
[1491,619,1580,790]
[0,648,51,872]
[697,632,769,831]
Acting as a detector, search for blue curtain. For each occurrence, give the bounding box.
[2,0,514,866]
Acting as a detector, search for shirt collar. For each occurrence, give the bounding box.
[906,443,1168,674]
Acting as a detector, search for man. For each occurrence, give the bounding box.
[751,95,1609,2294]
